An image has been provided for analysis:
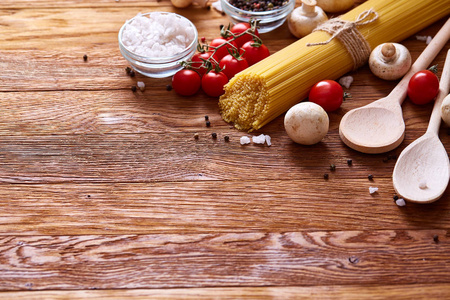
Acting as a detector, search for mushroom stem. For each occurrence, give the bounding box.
[302,0,318,15]
[381,43,397,63]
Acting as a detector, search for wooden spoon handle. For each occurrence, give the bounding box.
[390,18,450,104]
[427,49,450,134]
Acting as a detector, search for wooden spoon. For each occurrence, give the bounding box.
[339,18,450,154]
[392,49,450,203]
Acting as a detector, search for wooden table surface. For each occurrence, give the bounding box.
[0,0,449,298]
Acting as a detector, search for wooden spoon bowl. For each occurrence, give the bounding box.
[339,18,450,154]
[393,49,450,203]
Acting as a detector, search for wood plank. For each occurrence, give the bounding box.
[0,230,448,290]
[1,131,449,183]
[1,284,450,299]
[0,181,449,235]
[0,34,447,92]
[0,89,444,134]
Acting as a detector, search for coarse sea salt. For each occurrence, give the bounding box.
[339,76,354,89]
[369,187,378,194]
[395,198,406,207]
[240,136,251,145]
[122,13,195,58]
[252,134,266,144]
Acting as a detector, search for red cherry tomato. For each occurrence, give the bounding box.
[230,22,259,48]
[219,54,249,80]
[308,80,344,112]
[172,69,201,96]
[202,71,228,97]
[191,51,215,77]
[240,41,270,66]
[407,69,440,105]
[209,38,238,62]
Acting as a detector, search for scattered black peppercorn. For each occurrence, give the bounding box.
[393,195,399,201]
[224,135,230,142]
[433,235,439,243]
[206,121,211,127]
[368,174,374,181]
[131,86,137,92]
[166,84,172,91]
[348,256,359,264]
[205,115,209,121]
[83,54,88,61]
[347,159,352,166]
[323,173,329,180]
[194,133,199,140]
[129,70,135,77]
[212,132,217,139]
[330,164,336,171]
[125,66,131,74]
[87,195,91,198]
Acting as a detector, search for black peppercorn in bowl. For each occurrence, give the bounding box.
[220,0,295,33]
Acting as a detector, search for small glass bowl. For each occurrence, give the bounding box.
[220,0,295,33]
[118,12,198,78]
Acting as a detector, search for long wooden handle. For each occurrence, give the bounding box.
[427,49,450,134]
[390,18,450,104]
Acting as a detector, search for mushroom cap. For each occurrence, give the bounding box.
[284,102,329,145]
[369,43,412,81]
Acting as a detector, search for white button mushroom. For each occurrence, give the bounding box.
[171,0,193,8]
[369,43,412,81]
[441,94,450,126]
[315,0,354,13]
[288,0,328,39]
[284,102,329,145]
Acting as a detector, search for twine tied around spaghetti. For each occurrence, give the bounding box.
[307,9,379,69]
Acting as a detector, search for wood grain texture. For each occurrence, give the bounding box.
[1,284,450,299]
[0,230,448,290]
[2,132,449,183]
[0,181,449,235]
[0,0,449,298]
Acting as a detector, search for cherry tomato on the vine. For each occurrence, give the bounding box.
[172,69,201,96]
[219,54,248,80]
[308,80,344,112]
[230,22,259,48]
[209,38,238,62]
[202,70,228,97]
[240,41,270,66]
[191,51,215,77]
[407,69,439,105]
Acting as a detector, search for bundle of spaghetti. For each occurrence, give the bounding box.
[219,0,450,131]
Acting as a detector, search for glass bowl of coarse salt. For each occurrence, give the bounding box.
[118,12,198,78]
[220,0,295,33]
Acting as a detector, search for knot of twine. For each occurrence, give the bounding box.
[307,9,379,70]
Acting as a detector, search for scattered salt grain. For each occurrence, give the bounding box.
[265,135,272,146]
[416,35,433,44]
[240,136,251,145]
[369,187,378,194]
[395,198,406,207]
[416,35,427,41]
[211,0,223,12]
[137,81,145,92]
[252,134,266,144]
[121,12,195,58]
[419,180,427,189]
[339,76,354,89]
